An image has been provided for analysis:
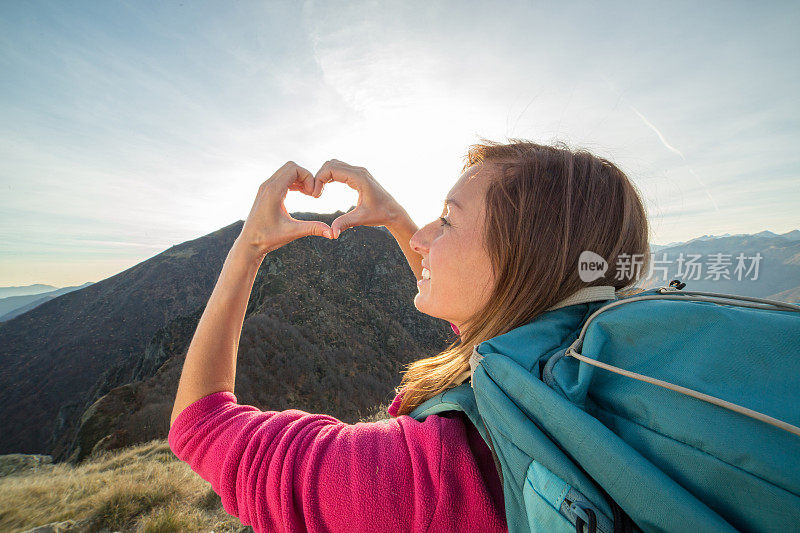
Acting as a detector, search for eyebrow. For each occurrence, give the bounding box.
[445,198,463,210]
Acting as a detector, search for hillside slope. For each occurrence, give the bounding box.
[0,212,452,463]
[0,221,245,457]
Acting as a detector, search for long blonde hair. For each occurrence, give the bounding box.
[396,138,650,416]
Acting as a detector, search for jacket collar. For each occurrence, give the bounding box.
[457,285,619,386]
[545,285,617,312]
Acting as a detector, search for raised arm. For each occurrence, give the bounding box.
[387,209,423,282]
[170,161,335,427]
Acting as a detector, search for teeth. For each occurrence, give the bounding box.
[422,268,431,280]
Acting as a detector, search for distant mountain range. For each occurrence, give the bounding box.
[0,284,58,299]
[650,229,800,251]
[0,223,797,462]
[642,230,800,301]
[0,283,95,322]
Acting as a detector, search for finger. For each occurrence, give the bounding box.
[295,166,316,196]
[312,175,324,198]
[314,159,364,194]
[279,162,315,196]
[296,220,333,239]
[330,210,362,239]
[310,163,328,199]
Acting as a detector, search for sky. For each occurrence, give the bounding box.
[1,1,798,287]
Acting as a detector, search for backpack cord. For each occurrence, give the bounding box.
[573,502,636,533]
[566,348,800,438]
[575,508,597,533]
[565,289,800,438]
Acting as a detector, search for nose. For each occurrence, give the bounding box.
[410,220,436,256]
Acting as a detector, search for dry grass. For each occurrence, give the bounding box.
[0,439,252,533]
[357,402,391,423]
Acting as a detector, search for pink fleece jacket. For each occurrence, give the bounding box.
[168,389,506,532]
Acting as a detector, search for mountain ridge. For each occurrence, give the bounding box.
[0,284,59,299]
[650,229,800,251]
[0,282,94,322]
[0,211,454,462]
[0,219,255,457]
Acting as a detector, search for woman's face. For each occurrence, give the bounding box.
[409,163,497,332]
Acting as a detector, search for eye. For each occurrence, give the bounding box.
[439,216,451,227]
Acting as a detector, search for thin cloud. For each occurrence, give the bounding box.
[630,104,720,212]
[598,74,720,213]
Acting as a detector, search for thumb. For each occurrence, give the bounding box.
[331,210,360,239]
[299,221,333,239]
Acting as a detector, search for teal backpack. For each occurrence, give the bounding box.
[409,283,800,532]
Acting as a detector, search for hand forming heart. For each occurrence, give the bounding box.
[238,159,405,256]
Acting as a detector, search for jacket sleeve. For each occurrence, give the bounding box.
[168,391,505,532]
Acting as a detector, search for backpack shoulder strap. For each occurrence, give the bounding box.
[409,382,485,432]
[408,382,505,486]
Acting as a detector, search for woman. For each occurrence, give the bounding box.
[168,139,649,532]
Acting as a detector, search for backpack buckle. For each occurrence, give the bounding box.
[668,279,686,290]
